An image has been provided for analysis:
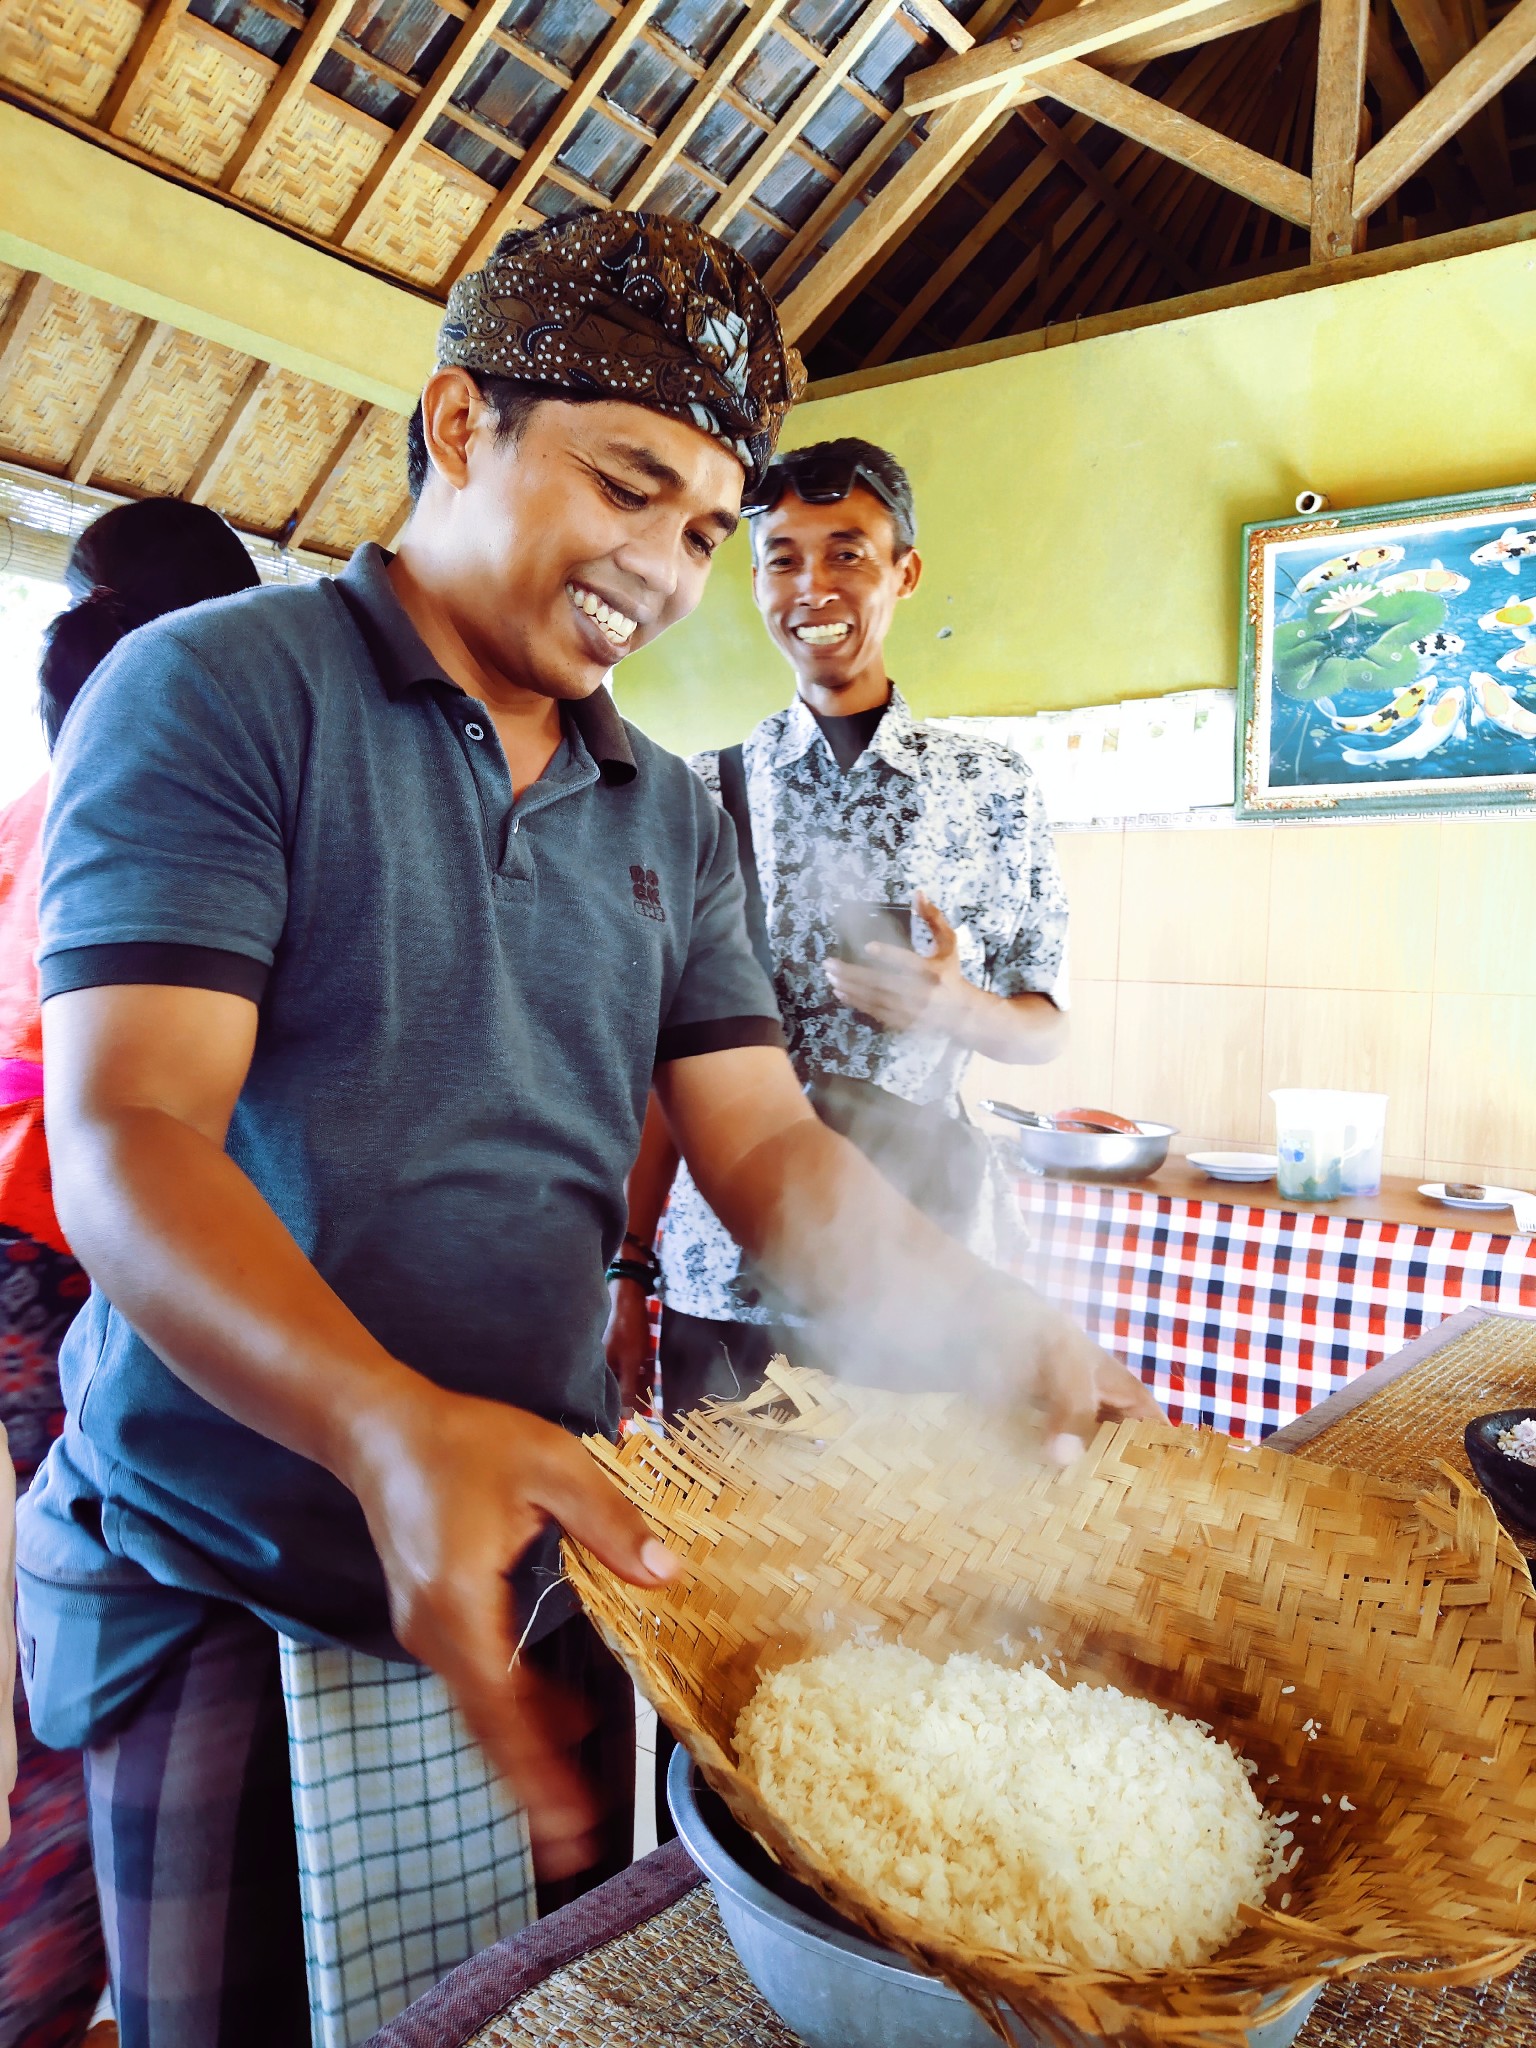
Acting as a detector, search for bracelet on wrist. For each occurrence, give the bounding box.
[606,1256,661,1292]
[623,1230,658,1259]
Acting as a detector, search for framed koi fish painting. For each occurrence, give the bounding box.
[1237,484,1536,817]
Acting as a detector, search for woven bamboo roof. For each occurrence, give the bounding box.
[0,0,1532,551]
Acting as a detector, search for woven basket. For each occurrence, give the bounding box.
[564,1362,1536,2047]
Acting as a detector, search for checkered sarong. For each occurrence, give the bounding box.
[1022,1182,1536,1439]
[280,1642,533,2048]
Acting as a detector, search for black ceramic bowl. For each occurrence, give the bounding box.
[1464,1410,1536,1536]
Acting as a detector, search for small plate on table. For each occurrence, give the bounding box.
[1187,1150,1278,1183]
[1420,1182,1513,1211]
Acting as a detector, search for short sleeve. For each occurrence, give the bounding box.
[987,772,1070,1009]
[655,776,782,1063]
[38,622,291,999]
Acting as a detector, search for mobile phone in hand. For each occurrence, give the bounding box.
[832,899,913,962]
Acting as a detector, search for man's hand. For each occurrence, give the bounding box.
[345,1380,678,1880]
[825,890,971,1036]
[1025,1309,1163,1459]
[603,1278,654,1415]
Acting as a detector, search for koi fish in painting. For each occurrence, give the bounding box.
[1295,544,1406,594]
[1478,596,1536,638]
[1495,642,1536,675]
[1321,677,1436,733]
[1340,686,1464,766]
[1471,673,1536,739]
[1469,528,1536,575]
[1377,561,1471,598]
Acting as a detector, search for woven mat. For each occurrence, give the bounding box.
[1283,1314,1536,1558]
[466,1882,1536,2048]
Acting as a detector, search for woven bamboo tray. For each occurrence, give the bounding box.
[564,1363,1536,2047]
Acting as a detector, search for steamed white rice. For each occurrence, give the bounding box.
[734,1643,1290,1972]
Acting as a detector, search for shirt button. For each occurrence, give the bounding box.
[464,721,485,741]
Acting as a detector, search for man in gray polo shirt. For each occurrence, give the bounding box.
[17,212,1147,2045]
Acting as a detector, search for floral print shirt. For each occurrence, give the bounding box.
[660,690,1068,1322]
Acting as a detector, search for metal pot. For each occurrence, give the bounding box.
[667,1746,1321,2048]
[980,1103,1177,1183]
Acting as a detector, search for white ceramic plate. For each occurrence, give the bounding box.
[1188,1151,1278,1182]
[1419,1182,1510,1211]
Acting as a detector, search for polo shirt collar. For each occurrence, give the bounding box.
[771,684,922,779]
[336,544,637,786]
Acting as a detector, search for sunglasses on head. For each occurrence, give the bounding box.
[743,452,912,544]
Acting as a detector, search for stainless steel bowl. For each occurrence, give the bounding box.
[981,1104,1177,1183]
[667,1746,1321,2048]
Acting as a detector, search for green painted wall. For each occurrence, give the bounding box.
[614,235,1536,755]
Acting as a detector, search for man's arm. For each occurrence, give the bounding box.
[652,1043,1156,1445]
[43,982,677,1878]
[824,892,1066,1064]
[603,1091,680,1411]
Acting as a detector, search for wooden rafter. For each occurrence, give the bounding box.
[1390,0,1513,207]
[1016,104,1202,292]
[101,0,192,137]
[0,273,53,390]
[68,318,172,486]
[337,0,509,250]
[955,29,1257,344]
[779,80,1020,341]
[447,0,663,283]
[1354,0,1536,215]
[286,402,377,551]
[703,0,908,234]
[1311,0,1370,258]
[224,0,354,198]
[185,363,271,506]
[905,0,1257,113]
[1029,60,1315,226]
[762,113,918,296]
[908,0,978,53]
[616,0,792,208]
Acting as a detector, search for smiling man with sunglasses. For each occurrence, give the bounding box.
[610,438,1090,1424]
[19,215,1148,2045]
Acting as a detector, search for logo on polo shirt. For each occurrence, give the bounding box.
[630,864,665,922]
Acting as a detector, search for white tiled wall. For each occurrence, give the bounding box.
[964,817,1536,1189]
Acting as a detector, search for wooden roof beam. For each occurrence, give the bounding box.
[955,27,1257,343]
[1354,0,1536,214]
[68,317,173,486]
[287,401,378,551]
[617,0,792,208]
[1017,102,1202,292]
[762,113,917,294]
[186,362,271,506]
[1029,60,1315,224]
[101,0,193,137]
[337,0,509,251]
[1389,0,1516,207]
[448,0,663,284]
[778,79,1020,341]
[0,273,53,389]
[224,0,355,198]
[905,0,1258,112]
[1312,0,1370,257]
[704,0,908,234]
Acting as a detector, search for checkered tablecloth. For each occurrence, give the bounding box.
[1018,1183,1536,1439]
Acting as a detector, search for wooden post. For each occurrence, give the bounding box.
[1311,0,1369,259]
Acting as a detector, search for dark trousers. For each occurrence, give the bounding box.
[83,1602,633,2047]
[653,1308,782,1843]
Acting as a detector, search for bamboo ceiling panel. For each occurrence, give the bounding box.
[92,329,263,500]
[123,16,270,182]
[207,364,363,531]
[0,264,410,559]
[304,401,410,556]
[0,282,142,472]
[241,88,387,237]
[0,0,135,116]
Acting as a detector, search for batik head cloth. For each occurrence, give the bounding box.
[437,211,805,488]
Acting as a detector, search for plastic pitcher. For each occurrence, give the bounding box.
[1270,1089,1388,1200]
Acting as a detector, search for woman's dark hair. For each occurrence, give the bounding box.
[38,497,260,751]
